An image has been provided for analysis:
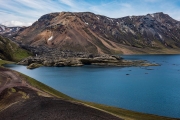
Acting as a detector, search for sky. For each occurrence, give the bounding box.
[0,0,180,27]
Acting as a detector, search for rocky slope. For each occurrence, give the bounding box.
[0,36,31,62]
[14,12,180,54]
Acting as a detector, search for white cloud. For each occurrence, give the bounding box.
[59,0,75,7]
[120,3,131,8]
[2,21,32,27]
[144,0,158,2]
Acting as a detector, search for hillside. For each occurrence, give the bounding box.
[0,24,22,36]
[0,36,31,62]
[14,12,180,54]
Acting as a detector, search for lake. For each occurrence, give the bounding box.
[4,55,180,118]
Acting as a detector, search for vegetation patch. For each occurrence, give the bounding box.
[19,73,73,100]
[0,36,31,62]
[83,102,176,120]
[0,60,14,66]
[10,88,16,93]
[18,91,29,99]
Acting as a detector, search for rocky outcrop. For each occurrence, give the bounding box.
[27,63,43,69]
[18,54,158,68]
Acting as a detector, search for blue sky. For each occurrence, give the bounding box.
[0,0,180,27]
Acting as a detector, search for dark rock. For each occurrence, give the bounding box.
[27,63,43,69]
[111,55,123,60]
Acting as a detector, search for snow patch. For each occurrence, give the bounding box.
[0,26,5,31]
[107,18,113,22]
[48,36,53,41]
[150,14,154,17]
[96,16,99,20]
[158,33,162,39]
[85,22,89,25]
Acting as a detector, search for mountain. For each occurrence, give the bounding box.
[14,12,180,54]
[0,24,22,36]
[0,36,31,62]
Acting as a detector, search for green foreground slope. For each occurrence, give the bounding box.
[0,36,31,62]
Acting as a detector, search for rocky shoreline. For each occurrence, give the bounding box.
[18,53,159,69]
[16,45,159,69]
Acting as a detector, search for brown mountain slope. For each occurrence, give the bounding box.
[14,12,180,54]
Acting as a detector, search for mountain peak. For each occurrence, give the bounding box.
[12,12,180,54]
[38,12,59,22]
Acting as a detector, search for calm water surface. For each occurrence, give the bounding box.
[4,55,180,118]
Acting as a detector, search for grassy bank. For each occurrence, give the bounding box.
[0,60,14,66]
[19,73,74,100]
[83,102,177,120]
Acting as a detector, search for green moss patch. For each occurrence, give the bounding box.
[0,60,14,66]
[0,36,31,62]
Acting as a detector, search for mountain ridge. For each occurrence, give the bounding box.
[0,24,22,36]
[13,11,180,54]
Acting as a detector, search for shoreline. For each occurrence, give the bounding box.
[0,60,178,119]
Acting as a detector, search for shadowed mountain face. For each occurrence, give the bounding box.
[14,12,180,54]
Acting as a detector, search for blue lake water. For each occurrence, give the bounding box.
[4,55,180,118]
